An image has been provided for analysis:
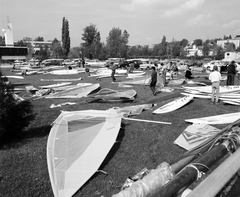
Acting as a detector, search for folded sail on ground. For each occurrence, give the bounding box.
[47,110,122,197]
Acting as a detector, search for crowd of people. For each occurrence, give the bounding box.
[109,59,240,99]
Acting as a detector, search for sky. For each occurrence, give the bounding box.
[1,0,240,47]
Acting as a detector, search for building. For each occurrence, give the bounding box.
[217,36,240,49]
[223,52,240,62]
[185,43,203,57]
[0,20,28,62]
[29,40,52,54]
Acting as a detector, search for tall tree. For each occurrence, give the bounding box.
[172,41,181,58]
[202,39,210,56]
[159,36,167,58]
[81,24,101,59]
[61,17,71,58]
[106,27,129,58]
[151,44,161,57]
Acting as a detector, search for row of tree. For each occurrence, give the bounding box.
[4,17,240,61]
[46,22,240,61]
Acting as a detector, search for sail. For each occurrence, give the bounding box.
[86,88,137,102]
[45,83,100,98]
[47,110,122,197]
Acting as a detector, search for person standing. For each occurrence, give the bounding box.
[150,66,158,95]
[185,66,193,80]
[111,62,117,82]
[82,58,85,68]
[226,60,236,85]
[209,65,222,104]
[129,62,134,73]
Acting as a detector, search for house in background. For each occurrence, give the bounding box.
[185,42,203,57]
[29,40,52,54]
[217,35,240,49]
[223,52,240,62]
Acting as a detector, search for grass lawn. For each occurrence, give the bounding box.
[0,66,239,197]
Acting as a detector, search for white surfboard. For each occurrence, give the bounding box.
[185,112,240,125]
[222,100,240,106]
[153,95,193,114]
[183,85,240,94]
[49,69,82,75]
[181,92,211,99]
[1,75,24,79]
[39,82,72,89]
[40,77,82,82]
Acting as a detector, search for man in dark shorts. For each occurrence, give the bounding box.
[150,66,157,95]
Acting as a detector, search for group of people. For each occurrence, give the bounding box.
[110,59,239,100]
[209,60,238,104]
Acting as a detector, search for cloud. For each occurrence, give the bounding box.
[163,0,205,17]
[120,0,186,12]
[185,13,212,26]
[222,20,240,28]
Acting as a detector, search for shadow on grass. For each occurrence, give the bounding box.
[23,125,52,138]
[0,125,51,149]
[99,122,126,169]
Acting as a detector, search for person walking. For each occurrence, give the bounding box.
[209,65,222,104]
[226,60,236,85]
[110,62,117,82]
[149,66,158,95]
[129,62,134,73]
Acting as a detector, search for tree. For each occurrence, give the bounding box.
[214,45,225,60]
[193,39,203,46]
[0,71,34,143]
[36,44,49,61]
[202,39,210,57]
[151,44,161,57]
[51,38,63,58]
[68,47,81,59]
[223,35,232,40]
[81,24,101,59]
[159,36,167,57]
[225,42,236,52]
[106,27,129,58]
[15,40,26,47]
[0,36,5,45]
[34,36,44,41]
[61,17,71,58]
[172,41,181,58]
[180,39,188,47]
[236,46,240,52]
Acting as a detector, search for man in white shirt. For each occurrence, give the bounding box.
[209,65,222,104]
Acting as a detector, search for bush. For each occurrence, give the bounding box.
[0,71,34,142]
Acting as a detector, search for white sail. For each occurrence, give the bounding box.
[47,110,122,197]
